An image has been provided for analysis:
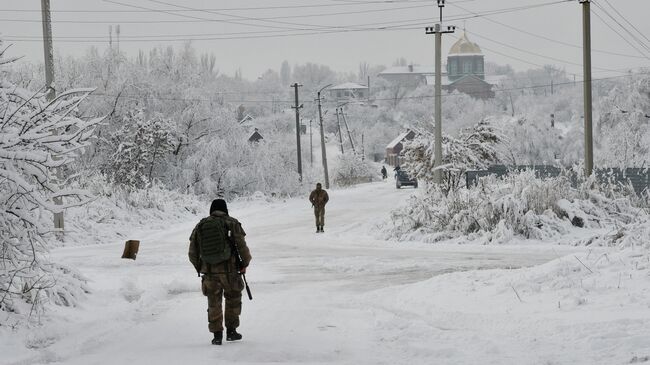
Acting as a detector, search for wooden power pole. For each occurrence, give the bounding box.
[580,0,594,176]
[317,85,332,188]
[41,0,64,231]
[426,0,455,184]
[291,83,303,181]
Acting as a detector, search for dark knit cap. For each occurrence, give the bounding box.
[210,199,228,215]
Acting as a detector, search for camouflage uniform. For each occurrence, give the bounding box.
[309,187,329,228]
[188,210,252,333]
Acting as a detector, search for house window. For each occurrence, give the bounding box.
[449,61,457,75]
[463,60,472,74]
[337,91,343,98]
[476,60,483,73]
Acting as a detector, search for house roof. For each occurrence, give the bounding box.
[248,129,263,142]
[379,66,440,76]
[449,31,483,55]
[424,75,453,86]
[484,75,508,85]
[330,82,368,90]
[424,74,506,86]
[386,130,415,149]
[239,114,254,124]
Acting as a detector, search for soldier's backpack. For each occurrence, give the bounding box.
[197,216,232,264]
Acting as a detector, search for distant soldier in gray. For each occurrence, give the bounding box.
[309,183,329,233]
[188,199,252,345]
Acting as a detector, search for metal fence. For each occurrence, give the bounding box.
[466,165,650,195]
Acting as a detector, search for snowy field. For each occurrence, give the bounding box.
[2,181,649,365]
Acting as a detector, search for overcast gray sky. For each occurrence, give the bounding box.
[2,0,649,80]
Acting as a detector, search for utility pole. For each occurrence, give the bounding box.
[291,83,304,181]
[367,75,371,103]
[335,108,345,154]
[361,133,366,161]
[551,79,554,95]
[340,109,356,154]
[317,84,332,188]
[41,0,64,231]
[580,0,594,176]
[426,0,455,184]
[309,119,314,166]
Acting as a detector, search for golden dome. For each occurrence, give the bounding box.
[449,32,482,55]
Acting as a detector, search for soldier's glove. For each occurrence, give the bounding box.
[239,266,247,274]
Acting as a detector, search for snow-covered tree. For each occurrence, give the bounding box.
[596,71,650,168]
[402,119,504,193]
[105,110,176,188]
[332,153,376,187]
[1,43,100,316]
[280,60,291,87]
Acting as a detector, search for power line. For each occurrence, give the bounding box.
[601,0,650,45]
[464,30,630,75]
[593,0,650,53]
[82,72,649,104]
[449,1,647,60]
[136,0,546,33]
[5,1,573,42]
[373,71,650,101]
[0,3,434,24]
[591,2,650,59]
[142,0,356,31]
[101,0,301,31]
[0,0,439,13]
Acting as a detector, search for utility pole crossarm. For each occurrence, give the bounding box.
[424,25,457,35]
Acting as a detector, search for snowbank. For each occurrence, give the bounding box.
[364,246,650,364]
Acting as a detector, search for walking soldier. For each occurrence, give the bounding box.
[309,183,329,233]
[189,199,252,345]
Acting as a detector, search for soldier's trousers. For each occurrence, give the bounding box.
[314,206,325,227]
[201,273,244,333]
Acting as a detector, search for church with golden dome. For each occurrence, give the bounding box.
[378,31,500,99]
[447,32,484,81]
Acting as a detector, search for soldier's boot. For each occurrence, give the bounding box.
[321,226,324,233]
[226,328,243,342]
[316,226,320,233]
[211,331,223,345]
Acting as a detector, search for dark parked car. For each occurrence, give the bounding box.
[395,170,418,189]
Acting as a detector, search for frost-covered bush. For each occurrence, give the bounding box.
[581,215,650,249]
[0,43,100,316]
[332,153,376,187]
[61,172,204,247]
[385,170,644,244]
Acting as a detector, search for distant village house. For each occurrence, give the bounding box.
[329,82,369,102]
[385,129,416,167]
[248,128,264,143]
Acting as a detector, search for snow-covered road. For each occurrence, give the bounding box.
[5,181,582,365]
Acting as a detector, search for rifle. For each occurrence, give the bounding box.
[228,232,253,301]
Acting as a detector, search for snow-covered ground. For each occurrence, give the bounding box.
[2,181,649,365]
